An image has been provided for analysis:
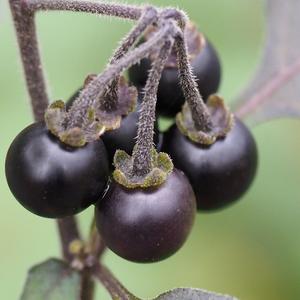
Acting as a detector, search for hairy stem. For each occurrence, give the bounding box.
[66,20,179,128]
[175,35,212,131]
[92,262,139,300]
[57,216,81,263]
[10,0,85,295]
[132,38,174,176]
[100,6,158,112]
[110,7,158,65]
[26,0,142,20]
[160,8,187,30]
[9,0,49,121]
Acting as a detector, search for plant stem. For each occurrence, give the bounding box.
[89,218,107,260]
[175,34,212,131]
[26,0,142,20]
[132,38,174,176]
[57,216,81,263]
[160,8,187,30]
[111,7,158,65]
[100,6,158,112]
[66,20,179,128]
[81,269,95,300]
[10,3,202,299]
[10,0,85,295]
[92,262,139,300]
[9,0,49,121]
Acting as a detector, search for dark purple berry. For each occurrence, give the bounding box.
[95,169,196,262]
[162,118,258,211]
[5,122,109,218]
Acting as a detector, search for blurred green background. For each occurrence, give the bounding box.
[1,0,300,299]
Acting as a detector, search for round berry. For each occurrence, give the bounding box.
[162,118,258,211]
[95,169,196,262]
[5,122,109,218]
[128,39,221,117]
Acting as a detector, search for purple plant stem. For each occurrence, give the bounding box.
[91,262,138,300]
[132,37,174,175]
[100,6,158,112]
[26,0,142,20]
[175,34,212,131]
[66,20,179,128]
[57,216,81,263]
[9,0,49,121]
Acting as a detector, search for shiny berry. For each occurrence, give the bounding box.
[95,169,196,262]
[162,118,258,211]
[5,122,109,218]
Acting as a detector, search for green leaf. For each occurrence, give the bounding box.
[153,288,238,300]
[233,0,300,126]
[20,258,81,300]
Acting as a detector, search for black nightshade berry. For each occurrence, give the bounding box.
[95,169,196,262]
[5,122,109,218]
[163,118,258,211]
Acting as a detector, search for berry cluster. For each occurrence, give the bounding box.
[6,7,258,264]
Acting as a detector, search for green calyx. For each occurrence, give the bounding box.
[98,76,138,131]
[44,76,138,148]
[176,94,234,145]
[113,148,174,189]
[44,100,105,147]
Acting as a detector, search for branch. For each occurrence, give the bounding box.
[9,0,144,122]
[26,0,142,20]
[66,20,180,128]
[9,0,49,121]
[57,216,81,263]
[100,5,158,112]
[80,270,95,300]
[91,262,139,300]
[88,218,106,260]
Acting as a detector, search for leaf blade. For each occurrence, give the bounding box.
[233,0,300,125]
[20,258,81,300]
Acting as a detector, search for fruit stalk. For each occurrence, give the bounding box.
[66,21,179,128]
[100,6,159,112]
[175,33,212,131]
[132,36,174,176]
[9,0,149,122]
[160,8,187,29]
